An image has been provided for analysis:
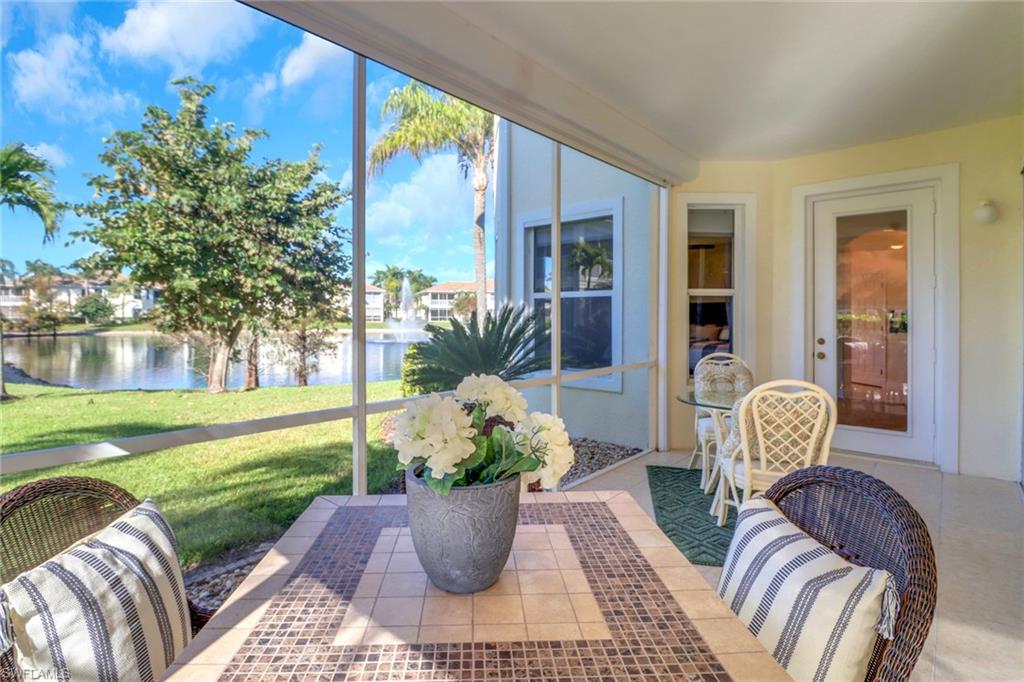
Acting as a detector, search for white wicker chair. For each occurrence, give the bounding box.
[689,353,753,492]
[713,379,837,526]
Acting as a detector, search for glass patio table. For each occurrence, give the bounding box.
[676,389,749,494]
[676,389,748,412]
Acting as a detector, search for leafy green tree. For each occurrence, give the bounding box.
[20,276,67,337]
[23,259,61,279]
[73,292,115,324]
[401,304,549,395]
[0,143,63,242]
[451,292,476,321]
[0,260,16,280]
[369,82,494,321]
[77,79,350,392]
[371,265,436,319]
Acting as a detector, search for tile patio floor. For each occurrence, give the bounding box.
[568,450,1024,681]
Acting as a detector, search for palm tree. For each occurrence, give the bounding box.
[0,143,63,400]
[0,260,13,401]
[1,143,63,242]
[368,82,494,321]
[371,264,407,319]
[569,241,612,290]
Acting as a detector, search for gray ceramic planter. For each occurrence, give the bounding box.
[405,465,520,594]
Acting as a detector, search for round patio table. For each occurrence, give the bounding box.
[676,388,749,496]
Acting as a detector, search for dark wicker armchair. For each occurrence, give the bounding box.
[0,476,213,632]
[764,465,937,682]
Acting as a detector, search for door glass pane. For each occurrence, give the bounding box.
[835,210,908,431]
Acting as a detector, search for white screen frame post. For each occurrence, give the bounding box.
[351,55,368,495]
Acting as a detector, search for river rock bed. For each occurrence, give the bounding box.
[563,437,643,485]
[184,542,275,612]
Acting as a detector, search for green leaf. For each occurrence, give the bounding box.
[498,455,541,479]
[425,473,456,496]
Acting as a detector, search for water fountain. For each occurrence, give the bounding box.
[382,275,426,342]
[398,276,417,325]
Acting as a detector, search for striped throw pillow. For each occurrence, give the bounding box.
[718,497,898,682]
[0,499,190,682]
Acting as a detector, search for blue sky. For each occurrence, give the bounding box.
[1,0,490,283]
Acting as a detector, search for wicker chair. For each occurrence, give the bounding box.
[689,352,754,492]
[0,477,213,640]
[764,466,937,682]
[713,379,837,526]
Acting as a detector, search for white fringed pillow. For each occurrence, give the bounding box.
[718,497,898,682]
[1,499,190,682]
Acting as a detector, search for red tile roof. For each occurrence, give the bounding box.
[418,280,495,295]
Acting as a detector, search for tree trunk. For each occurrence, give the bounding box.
[206,323,242,393]
[472,166,488,323]
[243,333,260,390]
[0,319,8,401]
[296,323,309,387]
[207,342,231,393]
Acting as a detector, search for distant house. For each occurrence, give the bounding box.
[345,283,386,322]
[0,275,158,321]
[0,277,29,320]
[416,280,495,322]
[365,283,386,322]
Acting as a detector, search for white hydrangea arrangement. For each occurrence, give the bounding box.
[392,374,575,495]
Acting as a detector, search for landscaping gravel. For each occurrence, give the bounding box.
[563,437,643,485]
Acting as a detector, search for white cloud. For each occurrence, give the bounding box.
[244,71,278,121]
[339,164,353,189]
[3,0,77,47]
[244,33,351,121]
[367,153,476,249]
[101,0,263,76]
[26,143,71,168]
[280,33,346,88]
[8,32,135,121]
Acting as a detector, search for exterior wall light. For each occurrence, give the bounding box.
[972,200,999,224]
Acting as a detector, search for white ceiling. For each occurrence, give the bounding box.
[446,1,1023,160]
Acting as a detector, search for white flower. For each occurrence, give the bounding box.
[514,412,575,489]
[392,394,478,479]
[454,373,528,423]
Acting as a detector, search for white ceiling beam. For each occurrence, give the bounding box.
[244,1,698,185]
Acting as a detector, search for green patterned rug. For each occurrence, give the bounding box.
[646,465,737,566]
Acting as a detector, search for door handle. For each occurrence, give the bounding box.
[816,351,827,360]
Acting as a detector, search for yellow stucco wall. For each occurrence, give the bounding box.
[669,115,1024,480]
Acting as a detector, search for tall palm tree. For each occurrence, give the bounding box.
[368,82,494,321]
[1,143,63,242]
[371,264,408,319]
[0,141,62,401]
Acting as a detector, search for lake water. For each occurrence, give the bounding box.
[5,331,427,391]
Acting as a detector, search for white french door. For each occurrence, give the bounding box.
[812,188,936,462]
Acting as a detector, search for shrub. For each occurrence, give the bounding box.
[73,292,115,324]
[401,304,549,396]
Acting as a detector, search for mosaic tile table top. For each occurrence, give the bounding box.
[164,491,790,681]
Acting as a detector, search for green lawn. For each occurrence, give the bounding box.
[0,381,406,567]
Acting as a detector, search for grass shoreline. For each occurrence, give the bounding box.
[0,380,406,566]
